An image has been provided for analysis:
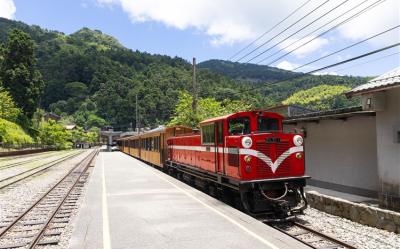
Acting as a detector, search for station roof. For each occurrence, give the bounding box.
[284,106,375,124]
[347,67,400,96]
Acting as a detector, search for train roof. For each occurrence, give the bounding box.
[200,111,284,125]
[117,125,193,140]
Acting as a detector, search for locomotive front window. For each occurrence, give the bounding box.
[257,117,280,132]
[228,117,250,135]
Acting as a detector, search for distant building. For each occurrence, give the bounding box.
[65,124,77,130]
[284,67,400,211]
[266,104,316,117]
[44,112,61,122]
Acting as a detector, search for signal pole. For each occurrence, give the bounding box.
[192,57,197,113]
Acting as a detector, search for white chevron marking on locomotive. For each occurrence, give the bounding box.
[168,145,303,173]
[239,147,303,173]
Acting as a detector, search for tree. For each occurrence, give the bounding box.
[282,84,359,111]
[0,87,21,122]
[38,120,72,149]
[64,81,88,99]
[169,91,251,127]
[0,29,44,118]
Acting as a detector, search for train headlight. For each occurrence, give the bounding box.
[245,165,252,173]
[242,137,253,148]
[296,153,303,159]
[293,135,303,147]
[244,155,252,163]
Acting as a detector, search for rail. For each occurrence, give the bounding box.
[269,219,358,249]
[0,149,98,248]
[0,150,83,189]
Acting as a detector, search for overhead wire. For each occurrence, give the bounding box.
[240,42,400,93]
[228,0,312,61]
[235,0,331,62]
[334,51,400,73]
[255,0,371,64]
[263,0,386,65]
[293,25,400,71]
[245,0,350,63]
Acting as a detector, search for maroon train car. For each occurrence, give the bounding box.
[166,111,309,217]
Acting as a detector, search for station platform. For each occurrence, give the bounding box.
[69,151,310,249]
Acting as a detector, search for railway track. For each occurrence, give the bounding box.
[270,219,358,249]
[0,149,98,249]
[0,151,83,190]
[0,152,63,171]
[0,152,54,163]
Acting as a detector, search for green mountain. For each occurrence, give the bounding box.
[198,59,300,82]
[198,59,367,108]
[0,18,368,129]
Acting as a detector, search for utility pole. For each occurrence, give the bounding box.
[192,57,197,113]
[136,94,139,133]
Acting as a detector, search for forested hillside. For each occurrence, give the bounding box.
[198,59,368,104]
[0,18,369,130]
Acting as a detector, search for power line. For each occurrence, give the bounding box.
[235,0,331,62]
[245,0,350,63]
[228,0,312,61]
[255,0,371,64]
[241,42,400,93]
[263,0,386,65]
[293,25,400,71]
[335,51,400,73]
[308,43,400,74]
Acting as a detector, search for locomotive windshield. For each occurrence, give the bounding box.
[257,117,280,132]
[228,117,250,135]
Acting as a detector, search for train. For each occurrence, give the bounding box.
[117,110,309,220]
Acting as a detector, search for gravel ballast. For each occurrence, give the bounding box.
[298,208,400,249]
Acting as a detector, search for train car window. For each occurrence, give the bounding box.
[257,117,280,132]
[201,123,215,144]
[228,117,250,135]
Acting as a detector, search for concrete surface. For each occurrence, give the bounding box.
[285,115,378,198]
[305,186,378,205]
[375,87,400,210]
[306,189,400,233]
[69,151,310,249]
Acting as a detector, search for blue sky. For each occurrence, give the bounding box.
[2,0,400,77]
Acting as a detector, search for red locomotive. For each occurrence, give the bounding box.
[118,110,309,219]
[166,111,308,218]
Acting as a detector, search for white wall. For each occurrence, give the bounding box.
[285,115,378,196]
[375,87,400,208]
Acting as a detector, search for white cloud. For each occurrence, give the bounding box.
[0,0,16,19]
[338,0,400,46]
[312,71,338,76]
[96,0,399,49]
[276,60,299,71]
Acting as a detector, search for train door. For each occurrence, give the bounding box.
[215,121,224,174]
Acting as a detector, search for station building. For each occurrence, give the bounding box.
[283,67,400,211]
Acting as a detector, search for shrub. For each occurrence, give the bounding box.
[0,118,33,145]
